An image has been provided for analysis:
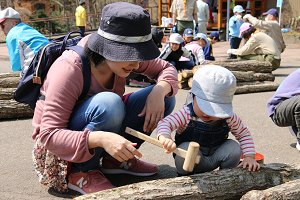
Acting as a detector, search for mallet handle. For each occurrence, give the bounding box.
[125,127,200,164]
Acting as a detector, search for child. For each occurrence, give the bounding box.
[229,5,245,59]
[203,31,219,61]
[183,33,209,65]
[181,28,194,47]
[159,33,198,71]
[157,65,260,176]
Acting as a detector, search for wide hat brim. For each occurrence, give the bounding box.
[195,95,233,118]
[88,32,160,62]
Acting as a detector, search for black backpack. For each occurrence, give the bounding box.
[14,31,91,110]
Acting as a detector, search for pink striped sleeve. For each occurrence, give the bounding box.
[226,112,256,156]
[157,105,191,138]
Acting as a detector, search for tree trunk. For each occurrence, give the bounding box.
[231,71,275,82]
[235,81,279,94]
[0,77,21,88]
[194,60,273,73]
[0,88,16,100]
[182,69,193,79]
[241,178,300,199]
[74,163,300,200]
[0,100,33,119]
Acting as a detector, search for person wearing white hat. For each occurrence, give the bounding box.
[182,33,209,65]
[159,33,198,71]
[228,5,245,59]
[0,7,49,71]
[157,65,260,176]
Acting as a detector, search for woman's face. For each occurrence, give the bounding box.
[193,96,219,122]
[170,42,180,51]
[105,60,140,77]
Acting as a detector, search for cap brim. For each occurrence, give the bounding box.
[263,12,269,15]
[88,32,160,61]
[195,95,233,118]
[0,18,5,24]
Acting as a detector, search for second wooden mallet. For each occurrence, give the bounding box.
[125,127,200,172]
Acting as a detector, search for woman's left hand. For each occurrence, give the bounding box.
[237,155,261,171]
[138,81,171,132]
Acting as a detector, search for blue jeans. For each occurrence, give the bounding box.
[229,36,242,59]
[169,60,195,71]
[68,85,176,173]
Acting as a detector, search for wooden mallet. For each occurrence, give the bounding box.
[125,127,200,172]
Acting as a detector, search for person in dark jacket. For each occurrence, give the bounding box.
[203,31,219,61]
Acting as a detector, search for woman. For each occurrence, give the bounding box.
[228,22,281,70]
[32,2,178,195]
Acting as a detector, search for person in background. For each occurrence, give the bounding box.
[243,8,286,53]
[196,0,210,35]
[229,5,245,59]
[183,33,209,65]
[267,68,300,151]
[126,27,164,87]
[203,31,219,61]
[75,0,87,35]
[159,33,198,71]
[157,65,260,176]
[170,0,199,35]
[0,7,49,72]
[227,22,281,71]
[181,28,194,47]
[32,2,178,194]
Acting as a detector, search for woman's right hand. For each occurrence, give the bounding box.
[88,131,142,162]
[158,134,176,154]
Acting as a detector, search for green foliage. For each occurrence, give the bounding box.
[29,9,48,34]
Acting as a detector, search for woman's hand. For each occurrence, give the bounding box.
[139,81,171,132]
[158,134,176,154]
[237,154,260,171]
[88,131,142,162]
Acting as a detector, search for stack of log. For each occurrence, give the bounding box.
[177,60,280,94]
[0,72,34,119]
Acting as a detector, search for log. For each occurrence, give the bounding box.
[188,77,193,88]
[0,71,20,78]
[0,100,34,119]
[182,69,193,79]
[235,81,279,94]
[0,88,16,100]
[178,81,189,89]
[231,71,275,82]
[241,178,300,199]
[178,73,189,82]
[0,76,21,88]
[74,163,300,200]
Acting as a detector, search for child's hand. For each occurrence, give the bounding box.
[237,154,260,171]
[158,134,177,154]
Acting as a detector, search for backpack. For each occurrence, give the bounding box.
[14,31,91,110]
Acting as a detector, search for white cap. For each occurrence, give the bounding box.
[191,65,236,118]
[169,33,182,44]
[0,7,21,24]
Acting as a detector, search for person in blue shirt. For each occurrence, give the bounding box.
[0,7,49,72]
[203,31,219,61]
[229,5,245,59]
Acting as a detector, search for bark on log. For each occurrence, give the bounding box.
[0,88,16,100]
[0,76,21,88]
[178,81,189,89]
[0,100,34,119]
[241,178,300,199]
[74,163,300,200]
[195,60,273,73]
[182,69,193,79]
[235,81,279,94]
[0,71,20,78]
[231,71,275,82]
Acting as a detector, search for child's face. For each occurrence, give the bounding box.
[234,12,243,16]
[212,37,218,44]
[198,38,206,48]
[193,96,220,122]
[183,35,193,43]
[170,42,180,51]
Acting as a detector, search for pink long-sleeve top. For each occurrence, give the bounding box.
[157,105,256,156]
[32,35,178,163]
